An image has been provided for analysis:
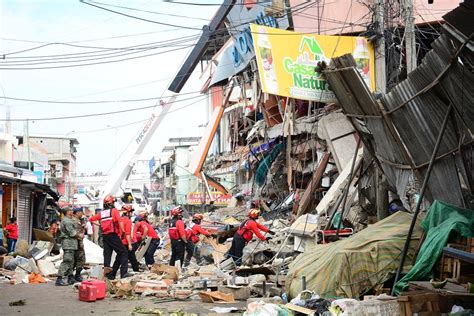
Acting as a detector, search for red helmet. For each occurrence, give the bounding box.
[121,204,133,212]
[103,195,115,206]
[171,206,183,216]
[248,208,260,219]
[192,213,204,221]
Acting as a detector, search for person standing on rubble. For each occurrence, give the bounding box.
[56,207,82,286]
[89,195,129,280]
[168,206,187,266]
[135,212,161,267]
[110,204,139,275]
[184,213,212,266]
[226,209,275,266]
[72,207,86,282]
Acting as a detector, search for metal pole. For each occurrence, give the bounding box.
[403,0,417,73]
[392,104,453,295]
[301,276,306,291]
[336,138,361,238]
[375,0,387,93]
[26,119,31,171]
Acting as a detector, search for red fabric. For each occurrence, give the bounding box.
[139,221,159,239]
[133,224,142,243]
[5,223,18,240]
[169,219,186,240]
[188,224,210,244]
[120,217,132,245]
[237,219,268,241]
[89,208,121,235]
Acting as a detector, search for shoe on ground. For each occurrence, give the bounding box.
[55,277,69,286]
[120,273,130,279]
[67,275,76,285]
[105,272,115,280]
[74,275,84,282]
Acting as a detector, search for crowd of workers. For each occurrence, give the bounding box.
[48,195,272,286]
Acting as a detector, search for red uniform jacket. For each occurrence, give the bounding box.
[89,208,121,235]
[237,219,269,242]
[186,223,210,244]
[136,221,159,240]
[120,217,132,245]
[168,218,186,240]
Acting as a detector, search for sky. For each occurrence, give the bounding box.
[0,0,222,174]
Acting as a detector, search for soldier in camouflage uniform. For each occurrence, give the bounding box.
[56,207,81,286]
[72,207,86,282]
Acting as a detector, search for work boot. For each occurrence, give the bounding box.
[67,275,76,285]
[74,269,84,282]
[55,276,68,286]
[105,272,115,280]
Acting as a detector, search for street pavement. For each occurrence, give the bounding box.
[0,282,246,315]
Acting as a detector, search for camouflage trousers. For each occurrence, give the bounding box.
[74,246,86,270]
[58,249,75,277]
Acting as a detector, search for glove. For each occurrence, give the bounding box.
[268,230,276,236]
[265,236,272,242]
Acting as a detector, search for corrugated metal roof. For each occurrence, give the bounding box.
[325,17,473,208]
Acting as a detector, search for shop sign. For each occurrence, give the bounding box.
[209,0,289,86]
[186,191,232,206]
[251,24,375,103]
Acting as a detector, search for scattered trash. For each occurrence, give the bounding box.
[9,299,26,306]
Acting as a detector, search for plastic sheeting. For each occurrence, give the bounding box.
[286,211,422,299]
[393,200,474,294]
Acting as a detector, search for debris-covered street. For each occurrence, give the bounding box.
[1,0,473,315]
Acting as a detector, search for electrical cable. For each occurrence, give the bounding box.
[79,0,204,30]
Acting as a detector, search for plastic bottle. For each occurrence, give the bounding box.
[257,27,279,94]
[353,37,371,88]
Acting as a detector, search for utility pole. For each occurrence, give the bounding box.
[374,0,387,94]
[374,0,389,218]
[26,119,31,171]
[403,0,417,73]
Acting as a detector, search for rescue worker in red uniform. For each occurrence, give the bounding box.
[135,214,160,267]
[89,195,129,279]
[184,213,211,266]
[168,206,187,266]
[226,209,275,266]
[111,204,139,274]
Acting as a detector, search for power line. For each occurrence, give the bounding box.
[79,0,204,30]
[0,94,208,121]
[89,1,211,21]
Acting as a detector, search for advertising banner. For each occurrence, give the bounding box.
[209,0,289,86]
[186,191,232,206]
[251,24,375,103]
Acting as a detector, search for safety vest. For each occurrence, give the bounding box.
[100,209,117,235]
[168,218,183,240]
[187,223,199,244]
[237,219,254,242]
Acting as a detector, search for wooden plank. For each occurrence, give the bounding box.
[285,303,315,315]
[296,152,330,217]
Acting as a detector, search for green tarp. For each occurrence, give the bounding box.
[286,211,422,299]
[393,200,474,295]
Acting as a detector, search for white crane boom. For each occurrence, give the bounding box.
[99,95,178,202]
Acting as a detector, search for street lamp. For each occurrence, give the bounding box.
[106,125,118,161]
